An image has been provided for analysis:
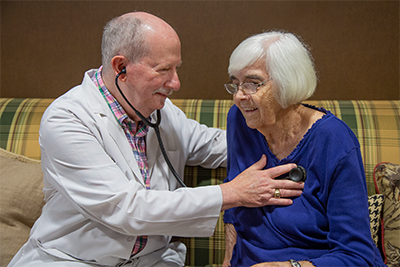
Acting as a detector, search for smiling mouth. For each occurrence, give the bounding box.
[242,107,258,112]
[153,89,173,97]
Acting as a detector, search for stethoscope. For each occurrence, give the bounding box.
[115,67,186,188]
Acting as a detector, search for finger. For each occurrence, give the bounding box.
[266,163,297,178]
[276,188,304,198]
[266,197,294,206]
[274,179,305,190]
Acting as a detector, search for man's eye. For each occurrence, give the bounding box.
[157,67,170,72]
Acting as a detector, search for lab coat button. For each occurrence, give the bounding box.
[127,236,135,242]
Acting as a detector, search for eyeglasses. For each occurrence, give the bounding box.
[224,78,272,95]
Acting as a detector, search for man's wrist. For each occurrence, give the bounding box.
[219,183,238,211]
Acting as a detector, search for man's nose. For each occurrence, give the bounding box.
[165,71,180,91]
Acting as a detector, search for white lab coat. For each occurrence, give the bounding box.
[8,69,227,267]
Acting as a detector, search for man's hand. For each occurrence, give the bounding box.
[219,155,304,211]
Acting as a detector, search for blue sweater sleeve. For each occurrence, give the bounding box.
[307,147,383,266]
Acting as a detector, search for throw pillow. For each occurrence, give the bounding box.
[373,162,400,266]
[368,194,384,247]
[0,148,45,267]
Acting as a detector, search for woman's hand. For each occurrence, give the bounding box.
[251,261,315,267]
[222,223,236,267]
[251,262,290,267]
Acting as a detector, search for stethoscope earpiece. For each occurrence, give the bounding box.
[116,67,126,79]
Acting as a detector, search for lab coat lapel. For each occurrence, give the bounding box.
[84,83,145,187]
[104,116,144,186]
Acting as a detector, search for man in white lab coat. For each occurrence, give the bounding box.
[8,12,304,267]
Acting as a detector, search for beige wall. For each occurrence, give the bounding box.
[1,1,399,100]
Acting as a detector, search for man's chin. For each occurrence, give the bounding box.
[153,96,168,111]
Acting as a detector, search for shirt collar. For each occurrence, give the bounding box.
[91,66,149,135]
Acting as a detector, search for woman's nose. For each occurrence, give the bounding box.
[234,87,250,100]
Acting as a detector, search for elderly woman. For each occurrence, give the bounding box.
[222,31,385,267]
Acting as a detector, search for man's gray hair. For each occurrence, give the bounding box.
[228,31,317,108]
[101,15,147,72]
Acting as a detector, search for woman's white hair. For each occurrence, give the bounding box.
[101,15,147,73]
[228,31,317,108]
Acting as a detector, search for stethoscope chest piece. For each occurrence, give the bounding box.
[276,165,307,182]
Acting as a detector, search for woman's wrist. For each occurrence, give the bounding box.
[289,259,301,267]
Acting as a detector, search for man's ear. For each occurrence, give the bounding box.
[111,56,128,81]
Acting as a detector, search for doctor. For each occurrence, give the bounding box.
[8,12,304,267]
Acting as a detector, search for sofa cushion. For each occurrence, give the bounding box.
[373,162,400,266]
[0,148,44,267]
[368,194,384,247]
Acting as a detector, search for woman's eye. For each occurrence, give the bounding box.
[243,80,259,84]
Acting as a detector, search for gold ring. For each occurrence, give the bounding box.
[274,188,281,198]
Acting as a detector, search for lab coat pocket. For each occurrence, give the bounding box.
[36,239,102,265]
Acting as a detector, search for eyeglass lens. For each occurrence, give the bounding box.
[224,83,258,95]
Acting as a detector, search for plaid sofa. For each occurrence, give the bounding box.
[1,98,399,267]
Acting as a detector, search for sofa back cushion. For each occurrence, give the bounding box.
[374,162,400,265]
[0,148,45,267]
[1,98,399,196]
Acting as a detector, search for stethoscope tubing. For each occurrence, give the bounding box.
[115,71,186,188]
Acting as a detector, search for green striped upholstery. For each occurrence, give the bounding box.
[1,98,399,266]
[0,98,54,159]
